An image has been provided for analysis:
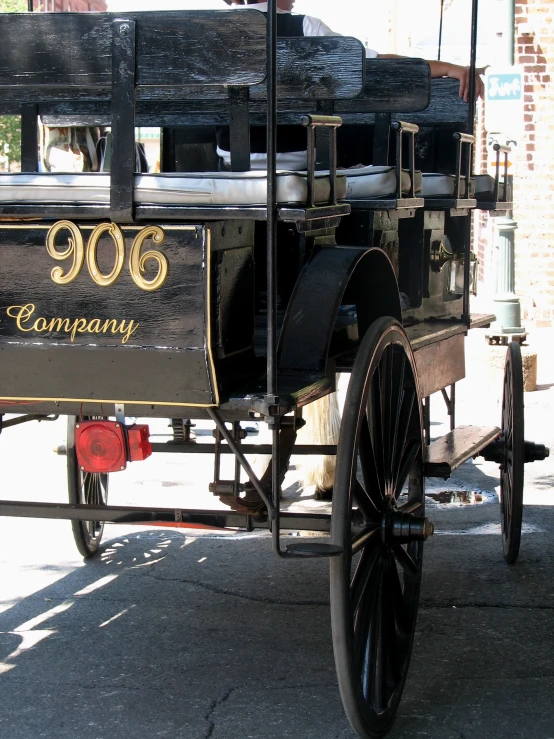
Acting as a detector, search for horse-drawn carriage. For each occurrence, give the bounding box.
[0,3,549,737]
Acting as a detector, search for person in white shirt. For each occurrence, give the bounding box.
[224,0,483,101]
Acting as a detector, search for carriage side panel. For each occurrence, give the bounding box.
[0,222,219,408]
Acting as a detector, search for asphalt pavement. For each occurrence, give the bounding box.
[0,327,553,739]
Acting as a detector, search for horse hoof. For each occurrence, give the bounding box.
[315,486,333,501]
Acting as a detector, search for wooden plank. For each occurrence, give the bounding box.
[110,19,136,222]
[414,333,465,398]
[337,58,430,113]
[395,79,469,126]
[424,425,501,478]
[251,37,365,100]
[0,10,266,89]
[470,313,496,329]
[405,319,467,350]
[0,15,363,100]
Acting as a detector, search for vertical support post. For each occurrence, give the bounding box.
[228,86,251,172]
[20,104,39,172]
[160,128,176,172]
[462,0,479,324]
[110,19,136,223]
[423,396,431,446]
[266,0,285,557]
[373,112,391,166]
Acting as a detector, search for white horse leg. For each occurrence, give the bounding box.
[298,390,342,495]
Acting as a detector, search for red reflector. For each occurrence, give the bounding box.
[75,420,127,473]
[127,424,152,462]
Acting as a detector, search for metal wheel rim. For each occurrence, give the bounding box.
[331,317,425,738]
[500,342,524,564]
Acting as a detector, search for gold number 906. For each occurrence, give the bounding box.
[45,221,168,292]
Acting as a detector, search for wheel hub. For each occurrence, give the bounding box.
[380,497,434,546]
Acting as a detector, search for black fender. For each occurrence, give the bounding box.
[278,246,401,388]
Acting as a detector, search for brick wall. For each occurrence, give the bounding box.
[511,0,554,326]
[477,0,553,326]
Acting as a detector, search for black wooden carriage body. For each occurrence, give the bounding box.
[0,7,547,739]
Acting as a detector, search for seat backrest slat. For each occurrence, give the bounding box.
[337,59,430,114]
[0,10,266,89]
[251,37,365,100]
[0,15,364,105]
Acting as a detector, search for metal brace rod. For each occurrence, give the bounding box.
[1,414,58,431]
[440,383,456,431]
[207,408,275,519]
[0,500,332,532]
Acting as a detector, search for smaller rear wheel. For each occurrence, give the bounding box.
[67,416,109,558]
[500,342,524,564]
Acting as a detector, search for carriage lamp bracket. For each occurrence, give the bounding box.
[429,236,455,272]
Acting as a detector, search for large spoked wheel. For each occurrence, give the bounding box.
[500,342,524,564]
[67,416,109,558]
[331,317,429,739]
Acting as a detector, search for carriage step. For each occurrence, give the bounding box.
[286,543,343,558]
[424,425,501,478]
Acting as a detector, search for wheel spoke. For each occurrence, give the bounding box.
[391,387,415,489]
[393,544,419,575]
[359,562,384,708]
[359,418,384,507]
[384,557,411,636]
[380,347,394,480]
[382,560,403,687]
[351,544,380,616]
[353,479,380,520]
[397,499,422,515]
[369,373,388,497]
[389,350,407,482]
[351,522,381,555]
[393,438,421,499]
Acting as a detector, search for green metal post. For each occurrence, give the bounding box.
[488,215,526,343]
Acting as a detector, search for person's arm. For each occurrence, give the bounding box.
[427,60,485,102]
[377,54,484,102]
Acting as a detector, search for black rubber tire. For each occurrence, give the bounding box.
[67,416,109,558]
[500,342,524,564]
[330,317,425,738]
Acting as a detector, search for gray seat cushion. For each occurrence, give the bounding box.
[340,165,420,199]
[421,173,472,198]
[473,174,508,202]
[0,171,346,207]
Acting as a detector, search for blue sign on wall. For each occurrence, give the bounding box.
[485,67,524,133]
[487,73,522,100]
